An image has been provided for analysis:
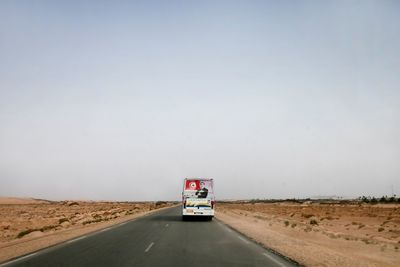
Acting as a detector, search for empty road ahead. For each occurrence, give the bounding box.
[2,206,297,267]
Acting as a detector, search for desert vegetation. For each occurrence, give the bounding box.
[216,199,400,267]
[0,197,176,263]
[0,199,173,242]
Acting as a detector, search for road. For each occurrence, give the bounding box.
[1,206,297,267]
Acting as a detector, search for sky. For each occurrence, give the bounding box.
[0,0,399,201]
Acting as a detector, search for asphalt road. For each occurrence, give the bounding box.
[1,206,297,267]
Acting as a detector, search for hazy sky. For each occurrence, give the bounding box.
[1,1,399,201]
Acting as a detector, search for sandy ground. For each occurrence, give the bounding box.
[0,197,176,263]
[216,202,400,267]
[0,197,52,205]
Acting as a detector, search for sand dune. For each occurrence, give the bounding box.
[0,197,52,205]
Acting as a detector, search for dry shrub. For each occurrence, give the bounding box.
[58,218,69,224]
[17,229,39,238]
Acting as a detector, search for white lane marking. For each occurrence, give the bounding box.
[238,236,250,244]
[263,252,287,267]
[217,221,233,232]
[119,222,127,226]
[100,227,111,232]
[165,224,169,227]
[66,235,86,244]
[144,242,154,253]
[0,252,37,267]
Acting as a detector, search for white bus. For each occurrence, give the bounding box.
[182,178,215,220]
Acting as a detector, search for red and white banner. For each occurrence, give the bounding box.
[184,179,213,192]
[185,180,201,190]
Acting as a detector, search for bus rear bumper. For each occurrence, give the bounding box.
[182,208,214,216]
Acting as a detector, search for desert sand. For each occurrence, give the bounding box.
[0,197,53,205]
[216,201,400,267]
[0,197,176,263]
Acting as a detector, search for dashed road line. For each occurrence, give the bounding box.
[216,221,231,231]
[263,252,287,267]
[0,252,37,267]
[238,236,250,244]
[144,242,154,253]
[165,224,169,227]
[217,219,290,266]
[66,236,87,244]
